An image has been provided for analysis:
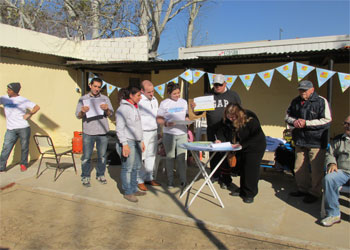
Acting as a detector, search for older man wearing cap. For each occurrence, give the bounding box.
[191,74,241,189]
[0,82,40,172]
[285,80,332,203]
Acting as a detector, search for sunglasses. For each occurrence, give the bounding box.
[213,83,224,87]
[344,122,350,126]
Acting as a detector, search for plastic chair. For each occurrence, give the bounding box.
[33,135,77,180]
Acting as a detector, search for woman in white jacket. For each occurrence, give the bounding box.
[116,86,145,202]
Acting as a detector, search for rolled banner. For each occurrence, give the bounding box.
[192,69,205,84]
[296,62,315,82]
[155,83,166,98]
[225,75,237,90]
[106,83,116,96]
[316,68,336,87]
[239,74,256,91]
[338,72,350,93]
[257,69,275,87]
[179,69,193,84]
[276,62,294,81]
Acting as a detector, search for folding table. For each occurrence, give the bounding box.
[179,142,241,210]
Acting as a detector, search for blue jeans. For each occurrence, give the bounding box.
[0,127,31,170]
[81,134,108,178]
[116,140,142,195]
[323,170,350,216]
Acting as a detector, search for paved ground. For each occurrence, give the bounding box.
[0,156,349,250]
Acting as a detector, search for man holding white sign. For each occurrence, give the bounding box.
[191,74,241,189]
[75,77,114,187]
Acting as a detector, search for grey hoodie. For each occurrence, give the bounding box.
[116,99,143,145]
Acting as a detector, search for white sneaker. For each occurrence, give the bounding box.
[320,215,341,227]
[82,177,91,187]
[96,176,107,184]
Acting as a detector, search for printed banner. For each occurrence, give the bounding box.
[257,69,275,87]
[316,68,336,87]
[338,72,350,93]
[167,77,178,84]
[296,62,315,82]
[207,73,217,88]
[276,62,294,81]
[192,69,205,84]
[106,83,116,96]
[155,83,166,98]
[179,69,193,84]
[225,75,237,90]
[239,74,256,91]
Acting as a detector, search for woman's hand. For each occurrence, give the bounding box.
[215,140,222,143]
[141,141,146,153]
[122,145,130,157]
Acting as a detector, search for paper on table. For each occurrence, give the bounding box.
[83,99,105,118]
[193,95,215,112]
[180,142,242,152]
[172,120,194,125]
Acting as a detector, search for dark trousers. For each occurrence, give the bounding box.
[239,151,264,198]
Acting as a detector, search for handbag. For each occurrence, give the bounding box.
[227,131,237,168]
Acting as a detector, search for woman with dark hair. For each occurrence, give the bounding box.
[216,103,266,203]
[115,86,146,202]
[157,83,189,188]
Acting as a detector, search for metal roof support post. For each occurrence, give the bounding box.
[327,58,334,141]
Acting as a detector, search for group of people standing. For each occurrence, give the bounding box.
[1,76,348,227]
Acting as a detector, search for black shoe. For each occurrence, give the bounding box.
[303,194,318,203]
[289,191,308,197]
[219,181,232,190]
[210,176,219,183]
[229,188,241,196]
[242,197,254,203]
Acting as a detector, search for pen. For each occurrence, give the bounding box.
[214,134,218,141]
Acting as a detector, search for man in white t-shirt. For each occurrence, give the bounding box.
[137,80,161,191]
[0,82,40,172]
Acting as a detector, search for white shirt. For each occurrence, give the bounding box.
[139,94,158,131]
[158,98,188,135]
[0,95,36,130]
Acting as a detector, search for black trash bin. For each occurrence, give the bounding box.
[106,130,121,165]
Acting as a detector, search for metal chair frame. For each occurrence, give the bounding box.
[33,135,77,180]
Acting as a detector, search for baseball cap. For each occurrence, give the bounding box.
[298,80,313,90]
[213,74,225,85]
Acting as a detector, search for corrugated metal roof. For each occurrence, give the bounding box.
[65,48,350,73]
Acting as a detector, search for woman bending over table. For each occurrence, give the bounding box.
[216,103,266,203]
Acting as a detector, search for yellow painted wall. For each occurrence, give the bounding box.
[0,57,83,165]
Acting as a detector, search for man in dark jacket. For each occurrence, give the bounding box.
[191,74,241,189]
[285,80,332,203]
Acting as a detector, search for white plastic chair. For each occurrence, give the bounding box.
[34,135,77,181]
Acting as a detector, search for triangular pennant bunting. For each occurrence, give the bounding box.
[338,72,350,93]
[276,62,294,81]
[296,62,315,82]
[167,77,178,84]
[101,80,107,88]
[316,68,336,87]
[117,87,121,91]
[257,69,275,87]
[192,69,205,84]
[106,83,116,96]
[207,73,217,88]
[239,74,256,91]
[179,69,193,84]
[225,75,237,90]
[155,83,166,98]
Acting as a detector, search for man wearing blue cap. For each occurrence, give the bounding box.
[285,80,332,203]
[0,82,40,172]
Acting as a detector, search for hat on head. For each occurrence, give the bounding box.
[298,80,313,90]
[7,82,21,93]
[213,74,225,85]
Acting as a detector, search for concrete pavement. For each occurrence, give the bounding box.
[1,155,349,249]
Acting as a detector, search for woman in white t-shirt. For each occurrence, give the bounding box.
[157,83,189,188]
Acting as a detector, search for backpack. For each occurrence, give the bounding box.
[274,143,295,176]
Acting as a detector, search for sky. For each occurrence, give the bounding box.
[158,0,350,60]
